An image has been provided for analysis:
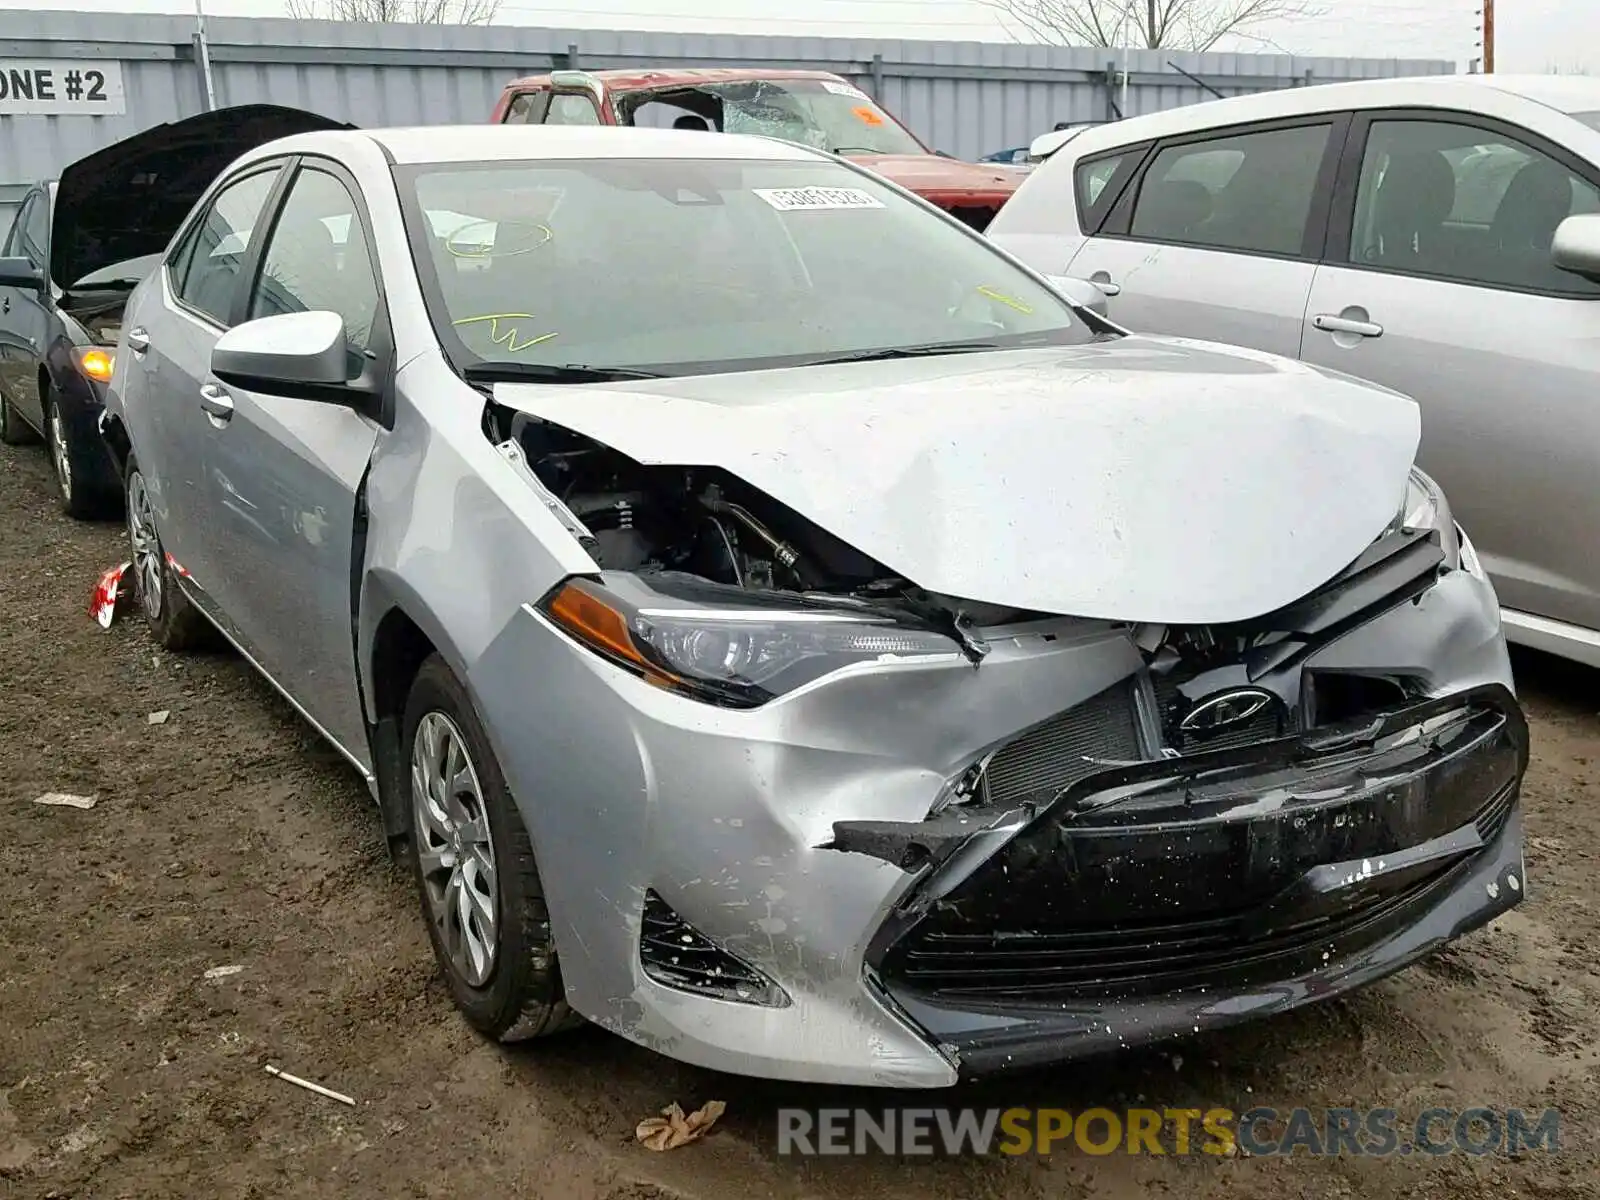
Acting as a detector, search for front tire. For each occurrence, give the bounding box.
[125,454,216,651]
[0,394,38,446]
[44,386,115,519]
[402,654,579,1042]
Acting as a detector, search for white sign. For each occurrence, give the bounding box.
[0,60,126,116]
[819,80,870,100]
[753,186,886,212]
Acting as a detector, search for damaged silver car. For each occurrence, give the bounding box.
[99,121,1528,1087]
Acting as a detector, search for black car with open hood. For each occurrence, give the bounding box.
[52,103,355,290]
[0,104,352,519]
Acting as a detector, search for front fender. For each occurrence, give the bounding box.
[358,351,598,723]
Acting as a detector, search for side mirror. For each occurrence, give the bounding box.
[0,255,44,291]
[211,310,351,392]
[1552,214,1600,282]
[1045,273,1109,319]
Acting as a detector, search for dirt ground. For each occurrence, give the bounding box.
[2,438,1599,1200]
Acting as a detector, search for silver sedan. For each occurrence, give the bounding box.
[100,122,1527,1087]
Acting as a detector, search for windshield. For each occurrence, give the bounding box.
[623,80,926,157]
[397,156,1094,377]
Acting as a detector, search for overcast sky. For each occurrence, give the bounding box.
[16,0,1598,74]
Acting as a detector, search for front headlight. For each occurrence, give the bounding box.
[540,577,961,708]
[1396,467,1485,580]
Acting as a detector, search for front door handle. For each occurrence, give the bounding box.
[126,327,150,355]
[199,381,235,421]
[1313,313,1383,338]
[1,295,9,314]
[1089,271,1121,296]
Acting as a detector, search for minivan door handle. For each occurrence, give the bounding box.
[198,381,235,421]
[126,327,150,355]
[1313,313,1383,338]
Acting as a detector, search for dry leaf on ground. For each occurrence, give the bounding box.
[635,1100,726,1151]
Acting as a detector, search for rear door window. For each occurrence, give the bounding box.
[170,169,281,326]
[1130,123,1333,257]
[1074,151,1131,232]
[19,190,47,265]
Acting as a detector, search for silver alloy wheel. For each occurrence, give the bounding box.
[49,401,72,501]
[126,472,163,622]
[412,711,499,987]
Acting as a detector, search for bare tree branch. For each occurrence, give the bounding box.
[977,0,1324,51]
[283,0,499,24]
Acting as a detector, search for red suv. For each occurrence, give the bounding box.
[491,68,1021,230]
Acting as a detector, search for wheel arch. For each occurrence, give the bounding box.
[360,574,475,848]
[99,409,132,480]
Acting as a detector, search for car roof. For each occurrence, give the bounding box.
[1062,74,1600,157]
[256,124,833,166]
[503,67,849,93]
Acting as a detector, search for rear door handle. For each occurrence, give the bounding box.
[1313,313,1383,338]
[1,295,9,314]
[199,381,235,421]
[126,327,150,354]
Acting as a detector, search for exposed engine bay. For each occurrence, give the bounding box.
[62,291,126,347]
[485,402,1030,653]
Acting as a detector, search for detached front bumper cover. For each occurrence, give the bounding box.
[858,684,1528,1077]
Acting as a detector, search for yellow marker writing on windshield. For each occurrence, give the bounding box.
[453,313,558,353]
[977,285,1035,314]
[446,221,553,259]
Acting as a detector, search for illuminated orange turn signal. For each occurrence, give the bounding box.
[544,579,681,688]
[75,347,115,383]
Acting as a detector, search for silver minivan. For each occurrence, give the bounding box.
[988,74,1600,669]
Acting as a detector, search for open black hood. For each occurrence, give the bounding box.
[51,103,354,288]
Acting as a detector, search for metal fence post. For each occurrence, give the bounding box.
[566,42,580,69]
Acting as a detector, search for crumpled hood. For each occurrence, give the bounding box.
[845,153,1022,202]
[493,336,1422,624]
[51,104,352,288]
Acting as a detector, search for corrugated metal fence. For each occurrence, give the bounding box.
[0,10,1453,183]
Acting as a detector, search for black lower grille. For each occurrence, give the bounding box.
[980,679,1141,807]
[879,689,1526,1002]
[639,891,789,1007]
[891,843,1474,998]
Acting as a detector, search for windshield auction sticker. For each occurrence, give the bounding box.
[0,60,127,115]
[753,187,886,212]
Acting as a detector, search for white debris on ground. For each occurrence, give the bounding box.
[32,792,96,810]
[203,965,244,980]
[264,1065,356,1107]
[147,710,171,725]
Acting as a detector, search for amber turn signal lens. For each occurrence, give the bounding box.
[544,579,680,687]
[76,347,114,382]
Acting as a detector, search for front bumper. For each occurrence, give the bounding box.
[868,686,1527,1078]
[466,562,1521,1088]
